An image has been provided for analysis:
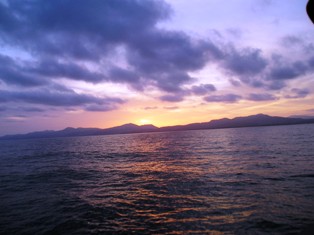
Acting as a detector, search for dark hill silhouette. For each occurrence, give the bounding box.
[1,114,314,140]
[159,114,314,131]
[101,123,158,135]
[208,113,308,128]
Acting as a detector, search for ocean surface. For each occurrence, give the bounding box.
[1,124,314,234]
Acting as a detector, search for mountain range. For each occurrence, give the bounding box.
[1,114,314,140]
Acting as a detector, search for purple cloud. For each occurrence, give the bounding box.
[247,93,278,101]
[0,0,225,95]
[0,87,125,111]
[223,47,268,76]
[0,0,312,110]
[190,84,216,96]
[204,94,242,103]
[269,61,307,80]
[159,94,185,102]
[285,88,310,99]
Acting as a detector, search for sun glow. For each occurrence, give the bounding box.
[139,119,151,125]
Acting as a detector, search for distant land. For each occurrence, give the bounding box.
[1,114,314,140]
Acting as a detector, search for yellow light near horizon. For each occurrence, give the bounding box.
[139,119,151,125]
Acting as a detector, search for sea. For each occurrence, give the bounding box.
[0,124,314,234]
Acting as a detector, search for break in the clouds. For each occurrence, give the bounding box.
[0,0,313,134]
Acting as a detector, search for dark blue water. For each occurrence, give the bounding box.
[1,124,314,234]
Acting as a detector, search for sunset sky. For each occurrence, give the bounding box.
[0,0,313,135]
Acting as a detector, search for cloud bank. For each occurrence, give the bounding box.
[0,0,312,120]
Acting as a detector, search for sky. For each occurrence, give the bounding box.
[0,0,313,135]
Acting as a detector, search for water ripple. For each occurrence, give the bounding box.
[1,125,314,234]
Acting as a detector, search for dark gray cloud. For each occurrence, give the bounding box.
[0,2,17,32]
[307,57,314,67]
[223,47,268,76]
[1,0,171,59]
[218,36,314,92]
[84,104,120,112]
[108,67,140,84]
[224,49,314,91]
[20,107,46,112]
[285,88,310,99]
[154,72,195,93]
[0,105,46,121]
[0,54,48,87]
[265,47,314,86]
[204,94,242,103]
[157,83,217,102]
[0,0,224,94]
[1,106,46,113]
[124,30,223,93]
[218,46,275,90]
[29,58,105,83]
[0,87,124,111]
[127,30,222,74]
[107,66,145,91]
[204,93,278,103]
[0,0,166,89]
[159,94,185,102]
[247,93,278,101]
[266,80,285,90]
[269,61,308,80]
[190,84,216,96]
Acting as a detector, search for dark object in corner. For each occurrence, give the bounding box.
[307,0,314,24]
